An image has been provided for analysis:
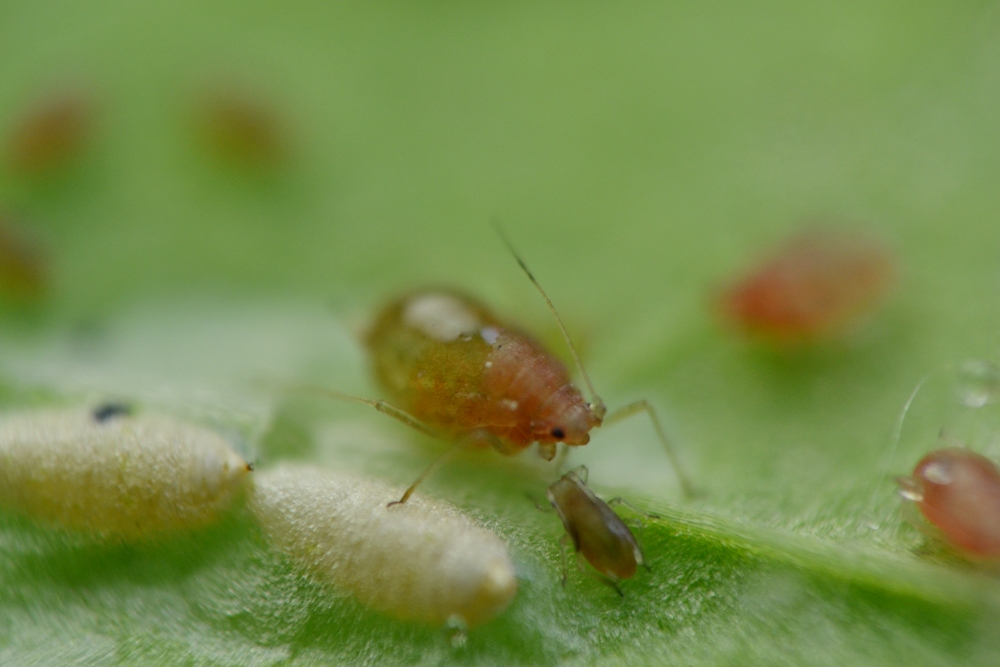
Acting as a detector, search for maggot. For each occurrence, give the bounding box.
[0,405,251,538]
[546,466,646,593]
[248,464,518,628]
[897,447,1000,558]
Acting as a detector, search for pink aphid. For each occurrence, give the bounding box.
[897,448,1000,558]
[719,229,895,342]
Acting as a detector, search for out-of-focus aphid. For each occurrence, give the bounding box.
[0,406,252,538]
[718,229,896,343]
[546,466,647,594]
[249,464,518,630]
[5,89,91,175]
[0,213,46,300]
[897,447,1000,558]
[197,87,287,168]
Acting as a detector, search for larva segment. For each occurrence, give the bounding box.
[0,408,251,538]
[249,465,518,628]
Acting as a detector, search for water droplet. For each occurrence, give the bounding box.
[954,359,1000,408]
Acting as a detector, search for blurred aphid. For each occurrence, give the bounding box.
[718,229,896,342]
[546,466,648,594]
[0,407,252,538]
[197,87,287,168]
[897,446,1000,558]
[0,212,46,300]
[249,464,518,629]
[5,89,91,175]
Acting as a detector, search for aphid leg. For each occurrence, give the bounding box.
[389,440,468,507]
[527,493,555,513]
[569,464,589,483]
[606,497,661,521]
[558,534,572,587]
[603,400,697,498]
[277,383,441,438]
[389,430,502,506]
[583,567,624,597]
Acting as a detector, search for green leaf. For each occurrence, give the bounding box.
[2,1,1000,664]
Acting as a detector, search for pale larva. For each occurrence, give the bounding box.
[249,465,518,628]
[0,405,251,537]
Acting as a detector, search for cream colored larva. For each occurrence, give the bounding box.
[0,405,251,537]
[249,465,518,628]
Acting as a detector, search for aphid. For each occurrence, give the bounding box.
[897,447,1000,558]
[0,214,46,300]
[5,90,91,175]
[546,466,647,593]
[718,228,896,342]
[249,464,518,629]
[340,230,695,504]
[197,87,286,168]
[0,407,251,538]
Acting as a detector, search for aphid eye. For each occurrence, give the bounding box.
[551,427,565,439]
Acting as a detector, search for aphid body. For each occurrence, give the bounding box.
[0,406,251,538]
[547,466,643,583]
[367,290,599,462]
[719,229,895,341]
[198,88,286,168]
[897,448,1000,558]
[249,464,518,628]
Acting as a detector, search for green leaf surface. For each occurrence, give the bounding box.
[2,1,1000,664]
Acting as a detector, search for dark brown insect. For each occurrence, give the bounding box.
[897,447,1000,558]
[5,90,91,175]
[718,229,896,342]
[546,466,647,593]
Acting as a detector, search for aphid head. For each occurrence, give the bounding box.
[533,401,600,446]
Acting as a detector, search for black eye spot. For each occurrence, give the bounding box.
[551,427,565,439]
[92,403,131,423]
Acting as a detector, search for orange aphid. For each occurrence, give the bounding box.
[367,290,599,459]
[325,232,695,504]
[719,229,895,342]
[5,90,91,175]
[897,448,1000,558]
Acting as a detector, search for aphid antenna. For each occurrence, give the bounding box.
[492,220,606,419]
[865,372,932,524]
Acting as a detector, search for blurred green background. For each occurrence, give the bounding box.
[3,1,1000,665]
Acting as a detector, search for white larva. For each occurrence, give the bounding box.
[249,465,518,628]
[0,406,251,537]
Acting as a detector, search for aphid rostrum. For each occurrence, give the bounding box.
[897,447,1000,558]
[249,464,518,629]
[318,231,695,503]
[0,405,251,538]
[718,228,896,342]
[5,89,91,175]
[546,465,648,594]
